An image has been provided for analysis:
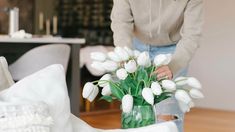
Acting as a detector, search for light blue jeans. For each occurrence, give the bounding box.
[133,38,187,132]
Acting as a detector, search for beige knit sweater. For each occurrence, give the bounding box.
[111,0,204,75]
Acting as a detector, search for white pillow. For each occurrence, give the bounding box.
[0,64,73,132]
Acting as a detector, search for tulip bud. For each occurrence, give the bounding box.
[108,51,122,62]
[178,101,190,113]
[98,74,112,87]
[133,50,141,58]
[137,52,151,67]
[122,94,133,113]
[91,61,106,72]
[187,77,202,89]
[114,47,129,61]
[124,60,137,73]
[124,46,134,57]
[90,52,106,62]
[82,82,95,98]
[102,60,118,72]
[142,88,154,105]
[162,80,176,91]
[175,90,192,105]
[101,84,112,96]
[189,89,204,99]
[151,82,162,96]
[116,68,128,80]
[154,54,172,66]
[174,77,188,86]
[87,86,99,102]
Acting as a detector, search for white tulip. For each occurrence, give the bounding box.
[91,61,106,72]
[151,82,162,96]
[133,50,141,58]
[154,54,172,66]
[124,60,137,73]
[87,86,99,102]
[137,52,151,67]
[189,89,204,99]
[90,52,106,62]
[178,101,190,113]
[101,85,112,96]
[98,74,112,87]
[174,77,188,86]
[114,46,129,61]
[162,80,176,91]
[187,77,202,89]
[142,88,154,105]
[108,51,122,62]
[102,60,118,72]
[122,94,133,113]
[116,68,128,80]
[82,82,95,98]
[124,46,134,57]
[175,90,192,105]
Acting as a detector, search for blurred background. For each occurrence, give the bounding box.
[0,0,235,131]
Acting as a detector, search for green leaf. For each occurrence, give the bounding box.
[99,96,113,102]
[136,67,149,83]
[109,83,125,100]
[154,92,172,104]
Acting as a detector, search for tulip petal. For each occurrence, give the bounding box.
[101,85,112,96]
[82,82,95,98]
[151,82,162,96]
[98,74,112,87]
[137,52,151,67]
[87,86,99,102]
[175,90,192,104]
[187,77,202,89]
[162,80,176,91]
[90,52,106,62]
[114,47,129,61]
[174,77,188,86]
[142,88,154,105]
[122,94,133,113]
[102,60,118,72]
[108,51,122,62]
[189,89,204,99]
[116,68,128,80]
[124,60,137,73]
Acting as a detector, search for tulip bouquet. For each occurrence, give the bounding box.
[82,46,204,128]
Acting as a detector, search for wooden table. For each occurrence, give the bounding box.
[0,36,86,117]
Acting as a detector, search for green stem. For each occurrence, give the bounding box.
[175,78,187,83]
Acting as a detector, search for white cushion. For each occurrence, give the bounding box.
[0,57,14,91]
[0,64,72,132]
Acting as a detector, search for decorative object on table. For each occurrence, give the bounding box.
[0,0,34,34]
[10,29,32,38]
[82,46,204,129]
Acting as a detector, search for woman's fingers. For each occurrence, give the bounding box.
[154,65,173,80]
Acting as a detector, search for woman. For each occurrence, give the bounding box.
[111,0,204,131]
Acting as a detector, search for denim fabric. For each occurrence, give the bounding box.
[133,38,187,132]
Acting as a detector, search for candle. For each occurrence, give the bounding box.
[53,16,58,35]
[39,12,44,30]
[46,19,50,35]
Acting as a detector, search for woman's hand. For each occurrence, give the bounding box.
[154,65,173,80]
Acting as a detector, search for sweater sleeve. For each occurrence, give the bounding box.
[168,0,204,75]
[111,0,134,48]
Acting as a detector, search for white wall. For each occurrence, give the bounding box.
[188,0,235,111]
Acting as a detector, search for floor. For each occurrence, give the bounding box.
[80,108,235,132]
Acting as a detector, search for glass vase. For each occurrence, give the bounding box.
[121,105,156,129]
